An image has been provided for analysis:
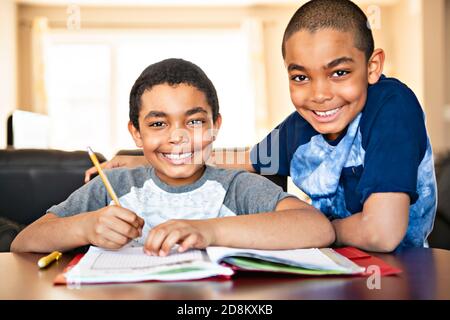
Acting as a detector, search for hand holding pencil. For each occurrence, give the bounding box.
[86,147,144,249]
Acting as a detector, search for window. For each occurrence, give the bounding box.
[44,29,255,159]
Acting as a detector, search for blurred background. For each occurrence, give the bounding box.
[0,0,449,160]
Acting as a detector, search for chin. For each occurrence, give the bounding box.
[312,121,346,136]
[162,164,203,178]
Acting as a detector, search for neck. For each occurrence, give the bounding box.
[155,166,206,187]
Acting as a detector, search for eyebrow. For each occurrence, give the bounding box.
[288,56,355,72]
[143,107,208,120]
[326,57,354,69]
[185,107,208,117]
[144,111,166,119]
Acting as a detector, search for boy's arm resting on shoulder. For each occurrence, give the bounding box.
[10,206,144,253]
[84,155,148,182]
[331,192,410,253]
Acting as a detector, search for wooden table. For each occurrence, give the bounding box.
[1,247,450,300]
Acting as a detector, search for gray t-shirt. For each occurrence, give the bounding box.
[48,165,293,244]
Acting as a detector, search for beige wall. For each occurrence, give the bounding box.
[446,0,450,146]
[422,0,446,154]
[381,0,448,154]
[15,1,450,153]
[0,0,17,148]
[386,0,424,101]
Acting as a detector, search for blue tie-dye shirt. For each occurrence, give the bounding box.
[251,75,437,248]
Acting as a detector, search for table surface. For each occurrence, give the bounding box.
[1,247,450,300]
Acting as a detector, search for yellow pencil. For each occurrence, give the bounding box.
[38,251,62,268]
[87,147,121,206]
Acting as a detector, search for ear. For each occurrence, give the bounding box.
[212,113,222,141]
[128,121,143,148]
[367,48,385,85]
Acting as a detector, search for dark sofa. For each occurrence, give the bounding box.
[428,153,450,250]
[0,149,106,251]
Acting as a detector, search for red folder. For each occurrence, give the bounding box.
[334,247,402,276]
[54,247,401,285]
[54,254,84,285]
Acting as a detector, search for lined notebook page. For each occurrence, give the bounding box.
[83,246,205,270]
[64,245,234,283]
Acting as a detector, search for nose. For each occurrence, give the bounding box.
[311,79,333,104]
[168,128,189,145]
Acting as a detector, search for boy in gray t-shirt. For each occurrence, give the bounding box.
[11,59,335,255]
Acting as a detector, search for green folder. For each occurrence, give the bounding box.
[223,257,350,276]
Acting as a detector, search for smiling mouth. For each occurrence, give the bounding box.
[312,106,343,117]
[160,152,194,165]
[162,152,193,160]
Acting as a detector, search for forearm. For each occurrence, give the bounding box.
[332,212,400,253]
[331,213,370,250]
[10,213,90,253]
[207,209,335,250]
[332,193,410,253]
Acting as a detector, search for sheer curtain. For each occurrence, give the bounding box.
[242,18,269,140]
[31,16,49,116]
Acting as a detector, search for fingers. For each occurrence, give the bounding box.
[144,227,171,256]
[178,234,200,253]
[93,224,131,249]
[146,230,181,257]
[145,223,190,256]
[84,160,109,183]
[84,165,99,183]
[102,215,141,239]
[113,207,145,230]
[102,227,130,247]
[144,220,210,256]
[84,159,115,183]
[91,206,145,250]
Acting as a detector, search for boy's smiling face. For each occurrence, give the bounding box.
[129,83,221,186]
[284,28,383,141]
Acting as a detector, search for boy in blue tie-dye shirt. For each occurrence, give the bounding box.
[250,0,437,252]
[85,0,437,253]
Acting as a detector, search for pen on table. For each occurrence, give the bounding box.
[87,146,121,206]
[38,251,62,268]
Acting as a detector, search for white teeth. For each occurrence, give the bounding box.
[164,153,192,160]
[314,107,341,117]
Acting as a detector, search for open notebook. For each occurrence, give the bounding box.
[59,244,366,284]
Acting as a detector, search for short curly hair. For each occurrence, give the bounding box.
[282,0,374,61]
[129,58,220,130]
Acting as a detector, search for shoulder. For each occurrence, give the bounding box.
[203,165,246,185]
[103,166,151,189]
[278,111,315,136]
[361,75,426,143]
[264,111,317,151]
[364,75,424,120]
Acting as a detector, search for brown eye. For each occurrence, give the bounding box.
[149,121,166,128]
[332,70,350,78]
[188,119,204,126]
[291,75,309,82]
